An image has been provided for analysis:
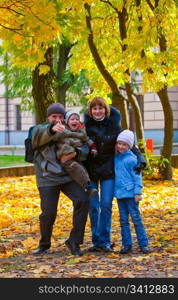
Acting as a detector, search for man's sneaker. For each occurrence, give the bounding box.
[140,246,150,254]
[32,247,50,255]
[65,239,83,256]
[119,245,132,254]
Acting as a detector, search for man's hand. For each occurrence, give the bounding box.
[60,152,76,163]
[135,194,142,203]
[52,120,65,133]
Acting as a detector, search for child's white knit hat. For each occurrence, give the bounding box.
[116,129,134,149]
[65,110,80,124]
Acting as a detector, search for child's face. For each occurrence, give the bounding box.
[91,105,106,120]
[116,141,130,153]
[68,114,80,130]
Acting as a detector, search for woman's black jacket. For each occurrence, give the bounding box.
[84,106,146,182]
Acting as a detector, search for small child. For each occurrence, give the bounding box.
[56,110,97,198]
[114,129,150,254]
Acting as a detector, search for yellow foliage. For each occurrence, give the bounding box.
[0,0,61,68]
[39,65,50,75]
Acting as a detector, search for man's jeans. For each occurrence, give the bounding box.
[89,178,115,247]
[117,197,148,247]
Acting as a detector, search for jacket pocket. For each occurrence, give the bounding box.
[125,183,134,191]
[41,160,65,175]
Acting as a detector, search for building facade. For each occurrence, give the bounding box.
[0,86,178,148]
[143,86,178,145]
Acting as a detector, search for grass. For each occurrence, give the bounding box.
[0,155,29,167]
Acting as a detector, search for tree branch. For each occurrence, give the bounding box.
[84,2,120,93]
[100,0,120,14]
[146,0,155,11]
[0,23,24,35]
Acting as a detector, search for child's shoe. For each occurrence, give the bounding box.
[119,245,132,254]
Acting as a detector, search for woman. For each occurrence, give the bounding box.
[84,97,146,253]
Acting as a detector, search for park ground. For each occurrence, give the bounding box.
[0,170,178,278]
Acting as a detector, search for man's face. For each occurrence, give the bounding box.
[47,113,64,124]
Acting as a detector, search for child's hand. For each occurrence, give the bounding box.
[134,162,146,174]
[135,194,142,203]
[60,152,76,163]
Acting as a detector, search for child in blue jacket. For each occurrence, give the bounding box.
[114,130,150,254]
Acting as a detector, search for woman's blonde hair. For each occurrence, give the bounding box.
[88,97,110,118]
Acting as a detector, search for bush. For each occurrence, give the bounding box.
[137,139,169,180]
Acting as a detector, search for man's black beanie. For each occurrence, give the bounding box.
[47,103,65,117]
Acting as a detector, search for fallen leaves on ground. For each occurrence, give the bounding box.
[0,169,177,278]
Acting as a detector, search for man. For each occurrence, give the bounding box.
[31,103,89,256]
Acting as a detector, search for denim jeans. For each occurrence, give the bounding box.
[117,197,148,247]
[89,178,115,247]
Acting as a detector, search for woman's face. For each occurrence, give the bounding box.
[91,105,106,120]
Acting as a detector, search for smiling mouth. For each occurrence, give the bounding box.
[71,124,78,129]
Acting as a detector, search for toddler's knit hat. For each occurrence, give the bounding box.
[47,103,65,117]
[116,129,134,149]
[65,109,80,124]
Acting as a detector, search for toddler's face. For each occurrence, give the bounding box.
[116,141,130,153]
[68,114,80,130]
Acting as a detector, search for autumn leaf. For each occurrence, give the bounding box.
[0,169,178,278]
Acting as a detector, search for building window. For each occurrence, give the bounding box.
[16,105,22,130]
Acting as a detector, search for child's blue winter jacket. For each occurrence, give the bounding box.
[114,149,142,199]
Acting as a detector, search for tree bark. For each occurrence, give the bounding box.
[136,0,173,178]
[125,82,144,140]
[32,47,56,124]
[157,87,173,180]
[56,41,75,106]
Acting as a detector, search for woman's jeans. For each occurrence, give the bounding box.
[89,179,114,247]
[117,197,148,247]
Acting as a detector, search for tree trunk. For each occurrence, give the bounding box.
[157,87,173,180]
[56,41,74,106]
[112,93,129,129]
[84,3,129,128]
[32,47,56,124]
[125,82,144,141]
